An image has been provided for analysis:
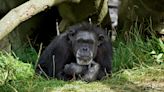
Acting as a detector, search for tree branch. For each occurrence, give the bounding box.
[0,0,80,40]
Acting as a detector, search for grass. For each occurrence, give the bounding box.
[112,23,163,72]
[0,22,164,92]
[102,64,164,92]
[0,62,164,92]
[0,52,34,86]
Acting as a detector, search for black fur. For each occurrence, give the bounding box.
[35,22,112,81]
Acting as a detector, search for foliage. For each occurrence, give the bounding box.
[113,23,164,71]
[0,52,34,86]
[14,46,38,64]
[150,38,164,64]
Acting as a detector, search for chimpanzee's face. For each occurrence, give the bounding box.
[70,31,99,65]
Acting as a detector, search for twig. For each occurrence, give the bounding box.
[35,43,43,68]
[37,43,43,60]
[78,74,83,80]
[56,21,60,36]
[52,55,56,78]
[38,64,50,80]
[89,18,92,24]
[33,34,39,45]
[26,35,33,48]
[111,27,117,41]
[71,73,76,81]
[104,68,110,77]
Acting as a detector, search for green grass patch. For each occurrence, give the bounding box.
[102,64,164,92]
[14,46,38,64]
[0,52,34,86]
[1,64,164,92]
[112,21,164,72]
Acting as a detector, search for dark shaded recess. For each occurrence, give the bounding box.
[141,0,164,12]
[0,2,61,52]
[30,6,62,51]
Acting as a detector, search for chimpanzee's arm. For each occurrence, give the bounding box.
[82,61,100,82]
[36,33,74,79]
[95,41,112,80]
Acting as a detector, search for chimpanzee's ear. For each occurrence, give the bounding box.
[68,29,76,41]
[98,34,105,46]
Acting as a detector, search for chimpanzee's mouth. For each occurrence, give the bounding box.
[76,50,93,65]
[76,56,93,65]
[77,56,91,61]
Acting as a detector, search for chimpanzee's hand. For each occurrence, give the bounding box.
[64,63,87,75]
[82,61,100,82]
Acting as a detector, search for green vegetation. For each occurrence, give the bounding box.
[0,52,34,86]
[113,23,164,71]
[0,22,164,92]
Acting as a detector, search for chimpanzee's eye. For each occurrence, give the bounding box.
[77,39,84,43]
[87,40,94,44]
[77,39,94,45]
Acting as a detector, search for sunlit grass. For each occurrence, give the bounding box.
[0,52,34,86]
[112,20,164,72]
[102,64,164,92]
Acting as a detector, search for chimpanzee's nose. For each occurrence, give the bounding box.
[82,47,88,51]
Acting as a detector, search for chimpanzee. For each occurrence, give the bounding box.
[35,22,112,82]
